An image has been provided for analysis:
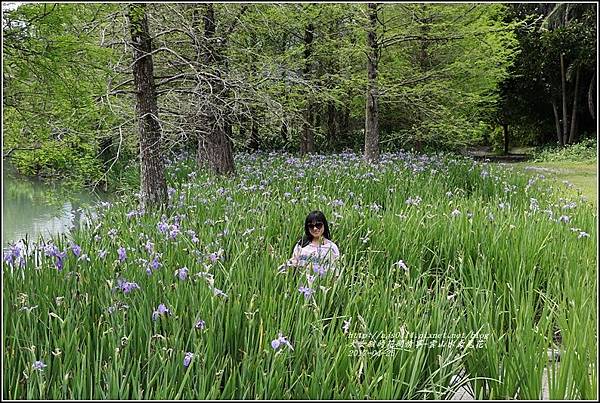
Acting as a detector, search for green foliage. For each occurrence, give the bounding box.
[498,4,597,146]
[532,138,597,163]
[376,4,519,150]
[3,3,121,187]
[10,134,104,187]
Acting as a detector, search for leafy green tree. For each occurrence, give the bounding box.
[362,3,519,155]
[3,3,119,187]
[498,3,596,148]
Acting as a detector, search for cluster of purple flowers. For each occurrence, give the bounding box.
[4,242,25,268]
[115,278,140,294]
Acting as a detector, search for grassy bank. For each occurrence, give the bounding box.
[512,161,597,206]
[3,151,597,399]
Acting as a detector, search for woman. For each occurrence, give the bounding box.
[282,210,340,273]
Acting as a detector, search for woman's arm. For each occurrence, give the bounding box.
[289,243,302,265]
[278,243,302,273]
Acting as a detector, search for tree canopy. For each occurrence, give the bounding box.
[2,2,596,189]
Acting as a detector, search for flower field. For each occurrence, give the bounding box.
[3,151,597,399]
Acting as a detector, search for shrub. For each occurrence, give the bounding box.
[532,138,597,163]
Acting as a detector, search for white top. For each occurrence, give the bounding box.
[288,238,340,268]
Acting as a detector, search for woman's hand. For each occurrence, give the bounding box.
[277,260,298,273]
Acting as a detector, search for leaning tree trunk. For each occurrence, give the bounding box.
[127,3,167,209]
[560,53,569,146]
[568,65,580,144]
[300,22,315,155]
[364,3,380,163]
[201,4,235,175]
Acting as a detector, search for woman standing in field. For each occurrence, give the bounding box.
[280,210,340,274]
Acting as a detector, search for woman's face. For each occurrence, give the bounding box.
[307,220,324,239]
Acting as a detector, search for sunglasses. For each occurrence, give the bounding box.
[307,222,324,230]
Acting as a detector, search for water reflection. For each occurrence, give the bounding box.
[2,164,109,249]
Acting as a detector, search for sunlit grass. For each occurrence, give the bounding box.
[513,161,597,206]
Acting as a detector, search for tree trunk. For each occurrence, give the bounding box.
[301,103,315,155]
[417,5,430,72]
[364,3,380,163]
[280,120,288,144]
[248,110,260,151]
[588,70,596,120]
[503,123,509,155]
[327,101,337,149]
[201,4,235,175]
[560,53,568,146]
[551,99,563,146]
[339,106,350,148]
[568,65,580,144]
[127,4,167,209]
[300,22,315,155]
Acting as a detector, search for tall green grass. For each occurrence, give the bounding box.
[3,151,596,399]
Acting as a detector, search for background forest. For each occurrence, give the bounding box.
[2,3,597,192]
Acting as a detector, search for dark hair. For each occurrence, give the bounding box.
[293,210,331,252]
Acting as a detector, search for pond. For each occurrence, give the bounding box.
[2,163,111,250]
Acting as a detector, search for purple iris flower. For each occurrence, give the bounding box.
[169,225,180,239]
[150,256,161,270]
[117,279,140,294]
[157,221,169,233]
[152,303,171,321]
[312,263,326,277]
[298,285,314,299]
[55,251,67,271]
[183,352,194,368]
[175,267,188,281]
[117,247,127,263]
[32,360,47,371]
[212,287,228,298]
[271,333,293,351]
[4,243,24,268]
[98,249,107,260]
[43,242,59,257]
[145,240,154,254]
[70,243,82,257]
[195,319,206,330]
